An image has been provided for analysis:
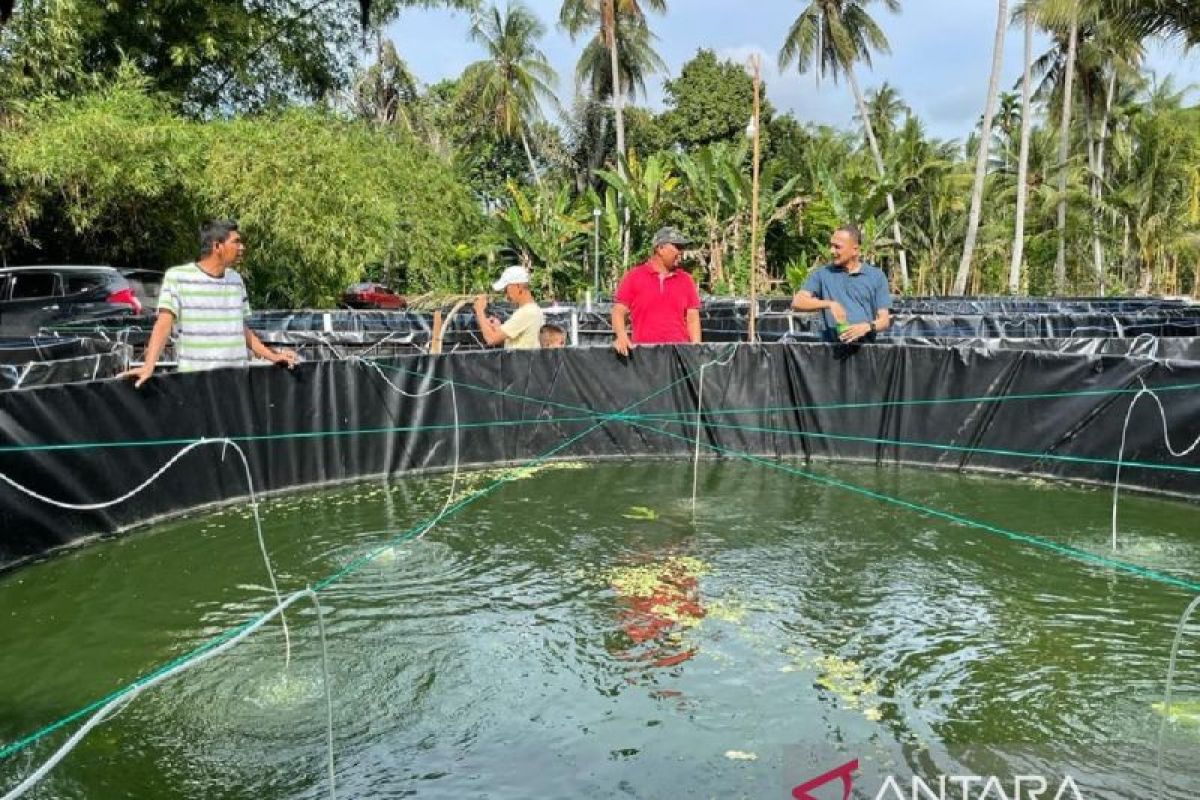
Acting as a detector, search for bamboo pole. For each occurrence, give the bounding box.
[748,53,762,343]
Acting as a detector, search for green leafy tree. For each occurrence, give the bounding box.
[661,49,774,150]
[0,76,485,305]
[1,0,478,113]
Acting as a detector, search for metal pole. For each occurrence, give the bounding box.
[593,207,601,295]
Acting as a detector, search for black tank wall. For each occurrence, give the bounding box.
[1,343,1197,570]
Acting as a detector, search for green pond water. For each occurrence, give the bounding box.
[1,460,1199,799]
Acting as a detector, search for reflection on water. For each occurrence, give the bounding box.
[608,555,706,671]
[0,460,1199,799]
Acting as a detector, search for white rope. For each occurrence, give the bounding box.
[691,346,739,514]
[352,358,460,541]
[0,438,292,663]
[11,363,32,390]
[1126,332,1160,359]
[1111,380,1200,551]
[354,331,415,360]
[1156,594,1200,800]
[0,588,336,800]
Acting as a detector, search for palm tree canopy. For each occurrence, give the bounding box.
[461,2,558,139]
[1096,0,1200,44]
[559,0,668,39]
[573,12,665,99]
[559,0,667,100]
[777,0,901,81]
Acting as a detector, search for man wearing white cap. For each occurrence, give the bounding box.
[473,266,545,350]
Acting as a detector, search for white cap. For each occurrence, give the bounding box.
[492,265,531,291]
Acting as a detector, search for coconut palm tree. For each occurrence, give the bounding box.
[778,0,911,291]
[952,0,1008,295]
[1009,5,1035,294]
[560,0,666,172]
[1103,77,1200,295]
[460,1,558,187]
[1096,0,1200,43]
[1042,0,1081,292]
[859,82,908,152]
[352,38,423,130]
[1077,19,1145,293]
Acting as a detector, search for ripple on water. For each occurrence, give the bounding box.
[2,461,1200,799]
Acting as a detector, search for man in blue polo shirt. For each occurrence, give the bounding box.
[791,225,891,343]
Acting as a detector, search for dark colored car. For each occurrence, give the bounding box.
[120,268,164,311]
[340,282,406,310]
[0,266,142,335]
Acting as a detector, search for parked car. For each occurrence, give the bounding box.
[340,282,406,310]
[120,268,164,311]
[0,266,142,335]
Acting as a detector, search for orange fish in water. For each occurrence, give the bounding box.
[613,568,704,667]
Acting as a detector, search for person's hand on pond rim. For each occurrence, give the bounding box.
[613,332,632,357]
[269,348,299,368]
[839,323,872,343]
[119,364,155,388]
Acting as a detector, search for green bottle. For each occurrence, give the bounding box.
[836,322,850,335]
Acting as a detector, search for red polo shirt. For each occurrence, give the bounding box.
[614,261,701,344]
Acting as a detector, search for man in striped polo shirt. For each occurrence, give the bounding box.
[122,219,296,387]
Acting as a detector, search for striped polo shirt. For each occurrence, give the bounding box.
[158,263,251,372]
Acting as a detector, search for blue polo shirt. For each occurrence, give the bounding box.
[802,262,891,338]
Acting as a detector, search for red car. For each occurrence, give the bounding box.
[340,282,406,310]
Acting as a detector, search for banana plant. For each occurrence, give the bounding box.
[494,180,592,297]
[672,142,747,289]
[594,149,679,270]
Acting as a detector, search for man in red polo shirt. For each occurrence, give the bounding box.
[612,227,702,356]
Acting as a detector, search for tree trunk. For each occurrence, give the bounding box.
[1053,11,1079,292]
[1136,252,1152,296]
[520,127,543,189]
[604,0,631,269]
[953,0,1007,296]
[845,68,909,291]
[1091,67,1117,295]
[605,0,625,177]
[709,229,724,288]
[583,110,609,192]
[1122,213,1131,286]
[1009,12,1034,295]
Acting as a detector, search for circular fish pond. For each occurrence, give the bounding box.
[1,460,1198,799]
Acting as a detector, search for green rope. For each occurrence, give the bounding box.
[0,416,603,456]
[0,347,735,764]
[629,380,1200,421]
[368,360,1200,423]
[627,419,1200,594]
[644,416,1200,475]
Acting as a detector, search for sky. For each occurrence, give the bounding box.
[383,0,1200,143]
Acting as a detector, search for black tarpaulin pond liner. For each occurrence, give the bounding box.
[884,337,1200,361]
[1,342,1198,571]
[0,337,131,391]
[38,297,1200,355]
